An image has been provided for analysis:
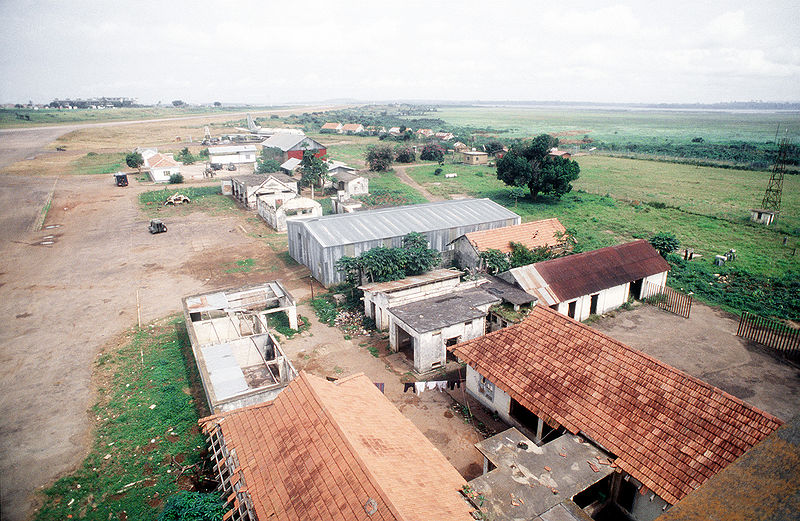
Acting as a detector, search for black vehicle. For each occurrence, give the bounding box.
[114,173,128,187]
[148,219,167,234]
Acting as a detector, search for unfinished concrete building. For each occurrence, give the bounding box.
[257,195,322,232]
[182,282,299,413]
[231,173,298,209]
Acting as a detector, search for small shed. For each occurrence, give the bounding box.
[330,169,368,198]
[461,150,489,165]
[231,173,298,209]
[287,199,521,287]
[388,287,500,373]
[208,145,258,166]
[145,152,181,183]
[257,195,322,232]
[750,208,776,226]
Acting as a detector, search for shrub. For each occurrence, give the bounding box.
[395,146,416,163]
[434,167,443,176]
[420,143,445,163]
[366,144,394,171]
[649,232,680,257]
[158,492,225,521]
[169,173,184,184]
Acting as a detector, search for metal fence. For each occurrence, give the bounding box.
[736,312,800,360]
[642,281,693,318]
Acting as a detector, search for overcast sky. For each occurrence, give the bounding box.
[1,0,799,105]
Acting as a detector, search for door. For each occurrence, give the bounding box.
[568,301,577,319]
[590,294,599,315]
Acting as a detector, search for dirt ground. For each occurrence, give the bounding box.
[592,303,800,421]
[0,114,488,521]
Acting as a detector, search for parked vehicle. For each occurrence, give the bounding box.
[227,163,236,171]
[114,173,128,187]
[148,219,167,234]
[164,193,191,206]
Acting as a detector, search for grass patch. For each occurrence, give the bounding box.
[224,258,256,273]
[268,313,310,339]
[310,295,338,326]
[67,152,127,175]
[138,186,236,218]
[277,251,299,267]
[34,316,208,521]
[356,171,429,207]
[367,346,379,357]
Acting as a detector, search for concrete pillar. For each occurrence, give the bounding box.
[483,457,489,476]
[287,307,298,330]
[535,417,544,445]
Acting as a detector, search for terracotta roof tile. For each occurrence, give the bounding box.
[452,306,783,505]
[200,372,473,520]
[464,218,566,254]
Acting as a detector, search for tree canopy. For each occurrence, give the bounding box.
[395,146,416,163]
[335,232,441,284]
[496,134,580,200]
[299,150,327,197]
[420,143,445,163]
[125,151,144,171]
[366,144,394,171]
[649,232,680,257]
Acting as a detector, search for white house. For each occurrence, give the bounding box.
[341,123,364,134]
[257,195,322,232]
[330,169,368,198]
[387,287,500,374]
[208,145,258,166]
[145,152,181,183]
[231,173,298,209]
[498,240,670,321]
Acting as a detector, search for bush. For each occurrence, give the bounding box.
[420,143,445,163]
[257,158,281,174]
[395,146,416,163]
[158,492,225,521]
[169,173,184,184]
[434,167,443,176]
[649,232,680,257]
[366,144,394,171]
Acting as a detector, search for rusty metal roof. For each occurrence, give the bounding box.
[505,240,670,303]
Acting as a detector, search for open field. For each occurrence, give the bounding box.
[67,152,127,175]
[429,105,800,142]
[405,161,800,277]
[0,106,284,128]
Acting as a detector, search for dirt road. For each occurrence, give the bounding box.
[393,165,444,202]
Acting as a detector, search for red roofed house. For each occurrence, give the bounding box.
[450,218,568,272]
[143,152,181,183]
[320,122,342,133]
[499,240,670,320]
[200,372,477,521]
[547,147,571,159]
[451,305,782,521]
[416,128,434,137]
[341,123,364,134]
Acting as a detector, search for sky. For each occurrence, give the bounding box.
[1,0,799,105]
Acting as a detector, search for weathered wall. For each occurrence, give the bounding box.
[465,365,512,423]
[363,277,462,330]
[451,236,480,271]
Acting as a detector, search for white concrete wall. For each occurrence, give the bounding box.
[465,365,512,423]
[210,152,256,165]
[555,282,632,321]
[641,271,668,298]
[388,314,487,373]
[364,277,462,330]
[150,166,177,183]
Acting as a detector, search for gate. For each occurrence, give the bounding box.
[642,281,693,318]
[737,312,800,360]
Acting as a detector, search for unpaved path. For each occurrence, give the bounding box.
[0,175,308,521]
[592,303,799,421]
[393,165,444,202]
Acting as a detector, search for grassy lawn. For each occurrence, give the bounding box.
[314,133,377,167]
[67,152,127,175]
[139,186,237,218]
[34,317,208,521]
[359,170,429,207]
[406,162,799,276]
[576,155,800,236]
[430,106,800,143]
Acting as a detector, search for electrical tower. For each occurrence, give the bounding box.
[761,137,790,215]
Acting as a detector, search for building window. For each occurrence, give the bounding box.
[478,376,495,401]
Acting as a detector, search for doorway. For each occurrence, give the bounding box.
[590,294,599,315]
[568,301,577,319]
[396,325,414,363]
[629,278,643,300]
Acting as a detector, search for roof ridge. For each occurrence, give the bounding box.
[534,306,784,423]
[301,372,405,520]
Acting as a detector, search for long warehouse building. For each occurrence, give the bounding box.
[287,198,521,286]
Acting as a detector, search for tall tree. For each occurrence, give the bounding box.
[496,134,580,200]
[125,151,144,173]
[299,150,327,198]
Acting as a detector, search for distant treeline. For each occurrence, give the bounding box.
[467,100,800,111]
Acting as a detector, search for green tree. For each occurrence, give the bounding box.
[402,232,441,275]
[395,146,416,163]
[213,101,221,107]
[484,140,505,155]
[169,173,184,184]
[366,144,394,171]
[420,143,445,163]
[256,148,281,173]
[359,247,408,282]
[508,187,526,207]
[158,492,225,521]
[479,249,510,274]
[496,134,579,200]
[508,242,557,268]
[649,233,680,257]
[300,150,327,198]
[176,147,195,165]
[125,151,144,172]
[171,100,185,107]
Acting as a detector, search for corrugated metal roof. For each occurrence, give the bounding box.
[209,145,257,155]
[262,134,325,152]
[296,199,520,248]
[505,240,670,303]
[359,268,462,293]
[280,157,302,170]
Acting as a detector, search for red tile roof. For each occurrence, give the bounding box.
[342,123,363,131]
[146,153,180,168]
[530,240,670,302]
[200,372,474,520]
[452,306,783,505]
[321,122,341,129]
[464,218,567,254]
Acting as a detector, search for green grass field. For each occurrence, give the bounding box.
[35,317,207,521]
[406,160,799,276]
[360,170,428,208]
[139,186,237,218]
[428,106,800,143]
[67,152,127,175]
